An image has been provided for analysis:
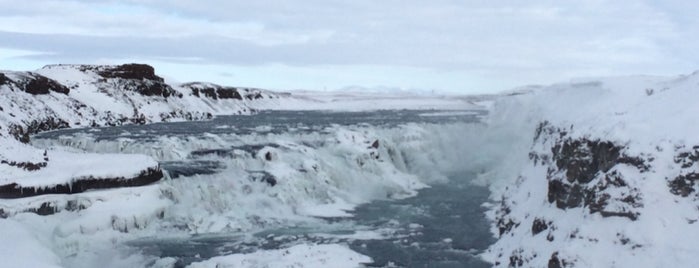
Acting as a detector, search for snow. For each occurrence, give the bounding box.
[186,243,371,268]
[0,150,157,187]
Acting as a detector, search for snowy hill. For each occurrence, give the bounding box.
[479,73,699,267]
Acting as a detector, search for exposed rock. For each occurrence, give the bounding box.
[245,92,263,100]
[1,72,70,95]
[548,252,562,268]
[265,151,273,161]
[544,128,645,220]
[8,117,70,143]
[96,64,163,82]
[668,147,699,197]
[183,82,243,100]
[370,140,380,149]
[532,218,549,235]
[216,87,243,99]
[23,73,70,95]
[0,167,163,199]
[674,149,699,168]
[0,159,47,171]
[112,79,180,98]
[0,72,9,85]
[249,171,277,187]
[668,172,699,197]
[551,139,622,184]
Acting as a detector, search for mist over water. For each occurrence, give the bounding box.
[32,110,494,267]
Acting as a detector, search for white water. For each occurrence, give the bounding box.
[20,110,504,267]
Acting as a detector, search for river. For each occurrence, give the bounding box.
[32,110,494,268]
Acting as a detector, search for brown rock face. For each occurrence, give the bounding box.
[97,64,164,82]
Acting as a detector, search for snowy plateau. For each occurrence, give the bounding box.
[1,63,698,268]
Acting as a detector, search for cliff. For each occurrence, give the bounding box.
[481,74,699,267]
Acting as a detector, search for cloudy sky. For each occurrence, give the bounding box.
[0,0,697,93]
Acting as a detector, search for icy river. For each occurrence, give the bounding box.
[32,110,494,267]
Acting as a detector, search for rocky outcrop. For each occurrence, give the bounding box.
[9,117,70,143]
[0,167,163,199]
[668,147,699,198]
[183,82,244,100]
[92,64,181,98]
[0,72,10,86]
[0,72,70,95]
[489,121,653,267]
[530,122,647,220]
[95,63,162,81]
[0,159,47,171]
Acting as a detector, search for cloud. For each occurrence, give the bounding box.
[0,0,696,92]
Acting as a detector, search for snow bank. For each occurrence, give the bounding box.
[0,150,157,188]
[187,243,371,268]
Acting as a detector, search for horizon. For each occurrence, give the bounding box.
[1,1,698,94]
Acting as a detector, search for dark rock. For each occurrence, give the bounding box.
[185,83,243,100]
[371,140,379,149]
[8,117,70,143]
[548,252,562,268]
[89,64,180,98]
[0,159,47,171]
[552,139,622,184]
[117,79,179,98]
[0,167,163,199]
[23,74,70,95]
[245,92,263,100]
[539,127,646,221]
[216,87,242,100]
[532,218,549,235]
[97,64,163,81]
[0,72,9,85]
[668,172,699,197]
[508,249,527,267]
[265,151,273,161]
[32,202,57,216]
[547,180,584,209]
[674,150,699,169]
[261,174,277,186]
[249,171,277,187]
[497,218,516,237]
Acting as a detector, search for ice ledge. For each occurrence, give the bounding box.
[0,167,163,199]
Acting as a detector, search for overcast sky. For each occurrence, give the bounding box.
[0,0,697,93]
